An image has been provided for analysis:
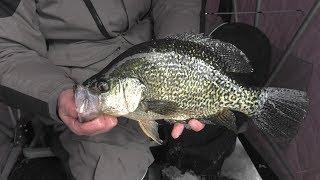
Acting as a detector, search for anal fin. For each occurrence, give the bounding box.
[212,108,237,132]
[138,120,163,144]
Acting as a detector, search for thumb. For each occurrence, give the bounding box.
[58,89,78,119]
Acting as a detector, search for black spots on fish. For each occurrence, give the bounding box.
[167,36,253,74]
[103,37,261,121]
[84,77,103,91]
[153,39,212,64]
[228,95,239,102]
[212,81,260,116]
[234,89,260,115]
[96,81,109,92]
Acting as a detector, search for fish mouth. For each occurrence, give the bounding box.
[74,85,101,122]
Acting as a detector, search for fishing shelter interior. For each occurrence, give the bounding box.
[0,0,319,180]
[206,0,319,180]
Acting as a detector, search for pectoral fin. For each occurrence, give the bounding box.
[138,120,163,144]
[143,100,178,116]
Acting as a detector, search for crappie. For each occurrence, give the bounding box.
[75,34,308,144]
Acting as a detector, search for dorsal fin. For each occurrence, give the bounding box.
[167,33,253,73]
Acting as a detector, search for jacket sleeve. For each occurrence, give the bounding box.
[0,1,75,123]
[152,0,203,38]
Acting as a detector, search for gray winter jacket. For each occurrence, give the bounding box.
[0,0,203,122]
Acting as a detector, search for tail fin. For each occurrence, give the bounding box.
[252,87,308,142]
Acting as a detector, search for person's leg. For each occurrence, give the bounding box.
[153,124,236,178]
[0,103,17,179]
[52,117,154,180]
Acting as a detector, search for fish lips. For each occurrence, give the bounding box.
[74,85,101,122]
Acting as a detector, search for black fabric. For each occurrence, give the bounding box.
[46,126,75,180]
[8,115,68,180]
[8,157,68,180]
[13,113,35,147]
[0,85,51,119]
[0,0,21,18]
[151,123,236,177]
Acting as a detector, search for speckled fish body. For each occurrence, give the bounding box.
[77,34,308,144]
[86,35,258,117]
[107,45,258,119]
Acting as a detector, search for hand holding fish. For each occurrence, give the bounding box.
[58,89,204,137]
[172,120,205,139]
[58,89,118,136]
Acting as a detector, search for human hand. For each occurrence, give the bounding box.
[171,119,205,139]
[57,89,118,136]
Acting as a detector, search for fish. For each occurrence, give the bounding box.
[74,34,309,144]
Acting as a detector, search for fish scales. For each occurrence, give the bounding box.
[76,34,308,144]
[106,38,259,119]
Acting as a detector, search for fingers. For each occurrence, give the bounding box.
[58,89,78,119]
[171,123,184,139]
[188,119,205,132]
[69,115,118,136]
[61,102,78,119]
[58,89,118,136]
[171,119,205,139]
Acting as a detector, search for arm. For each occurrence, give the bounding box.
[0,1,117,135]
[0,1,74,122]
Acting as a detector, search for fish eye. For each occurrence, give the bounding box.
[97,82,109,92]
